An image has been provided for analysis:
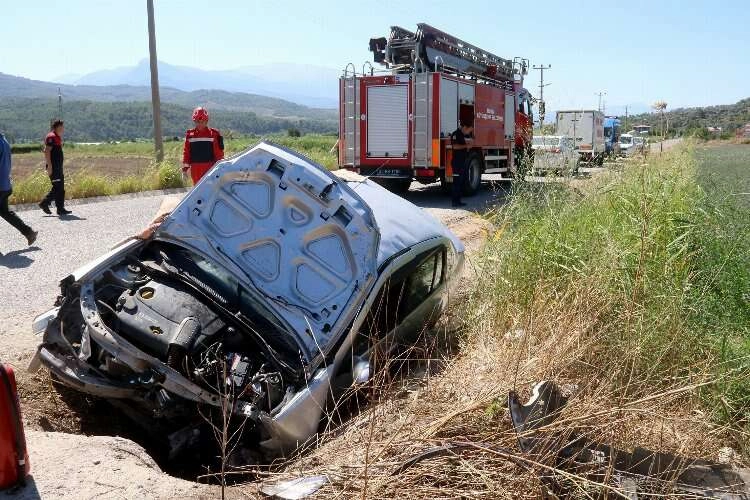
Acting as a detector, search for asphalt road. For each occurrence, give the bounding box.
[0,196,165,358]
[0,177,515,359]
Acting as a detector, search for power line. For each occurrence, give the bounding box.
[595,91,607,113]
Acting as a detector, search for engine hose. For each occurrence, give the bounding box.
[103,269,149,289]
[167,317,201,370]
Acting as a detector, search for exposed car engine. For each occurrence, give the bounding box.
[48,242,296,453]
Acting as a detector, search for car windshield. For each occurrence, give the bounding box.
[533,136,561,146]
[620,136,633,144]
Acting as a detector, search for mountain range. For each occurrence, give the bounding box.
[56,59,340,109]
[0,68,339,141]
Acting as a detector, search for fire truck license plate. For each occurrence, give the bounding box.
[378,169,404,177]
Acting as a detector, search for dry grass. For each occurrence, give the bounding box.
[238,304,732,498]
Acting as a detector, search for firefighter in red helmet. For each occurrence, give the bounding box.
[182,107,224,184]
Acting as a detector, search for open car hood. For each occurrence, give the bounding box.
[155,141,379,365]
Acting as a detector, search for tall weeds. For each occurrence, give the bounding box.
[471,145,749,434]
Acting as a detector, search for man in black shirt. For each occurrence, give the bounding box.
[40,119,71,215]
[449,121,474,207]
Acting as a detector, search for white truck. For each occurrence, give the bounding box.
[556,110,606,165]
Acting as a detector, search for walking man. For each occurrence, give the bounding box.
[0,132,38,245]
[450,121,474,207]
[182,107,224,184]
[39,119,71,215]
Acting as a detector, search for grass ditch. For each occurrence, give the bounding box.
[262,145,749,498]
[471,143,749,435]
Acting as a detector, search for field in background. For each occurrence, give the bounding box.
[696,143,750,208]
[9,134,338,204]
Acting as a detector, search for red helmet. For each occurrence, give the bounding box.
[192,107,209,122]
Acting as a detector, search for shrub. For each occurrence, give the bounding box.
[157,161,185,189]
[10,170,49,204]
[67,172,113,199]
[114,175,148,194]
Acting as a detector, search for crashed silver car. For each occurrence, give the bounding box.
[29,141,464,457]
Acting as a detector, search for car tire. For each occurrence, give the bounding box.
[463,154,482,196]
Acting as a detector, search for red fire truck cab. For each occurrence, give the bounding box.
[339,24,534,194]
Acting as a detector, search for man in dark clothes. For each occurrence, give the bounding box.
[0,132,38,245]
[39,119,71,215]
[450,121,474,207]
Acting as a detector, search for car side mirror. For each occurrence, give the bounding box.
[353,357,371,384]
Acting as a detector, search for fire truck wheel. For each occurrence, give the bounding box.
[463,155,482,196]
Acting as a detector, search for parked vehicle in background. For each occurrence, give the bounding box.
[619,133,635,156]
[531,135,578,174]
[618,134,647,157]
[555,110,605,166]
[634,136,646,154]
[30,141,465,461]
[339,23,535,195]
[603,116,621,156]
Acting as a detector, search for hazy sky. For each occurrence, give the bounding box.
[4,0,749,111]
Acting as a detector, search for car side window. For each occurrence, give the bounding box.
[401,248,445,319]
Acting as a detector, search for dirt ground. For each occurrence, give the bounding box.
[12,153,153,178]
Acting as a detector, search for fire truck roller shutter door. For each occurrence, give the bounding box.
[366,85,409,158]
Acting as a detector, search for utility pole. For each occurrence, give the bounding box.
[595,91,607,113]
[147,0,164,161]
[532,64,551,130]
[57,87,63,118]
[624,105,628,131]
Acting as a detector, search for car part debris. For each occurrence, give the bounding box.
[260,475,329,499]
[509,381,750,498]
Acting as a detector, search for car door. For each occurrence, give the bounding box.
[354,244,447,359]
[392,246,446,346]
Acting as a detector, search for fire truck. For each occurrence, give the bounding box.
[338,23,535,194]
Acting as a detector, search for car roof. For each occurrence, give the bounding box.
[334,170,464,267]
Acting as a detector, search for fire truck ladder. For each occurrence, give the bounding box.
[371,23,527,89]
